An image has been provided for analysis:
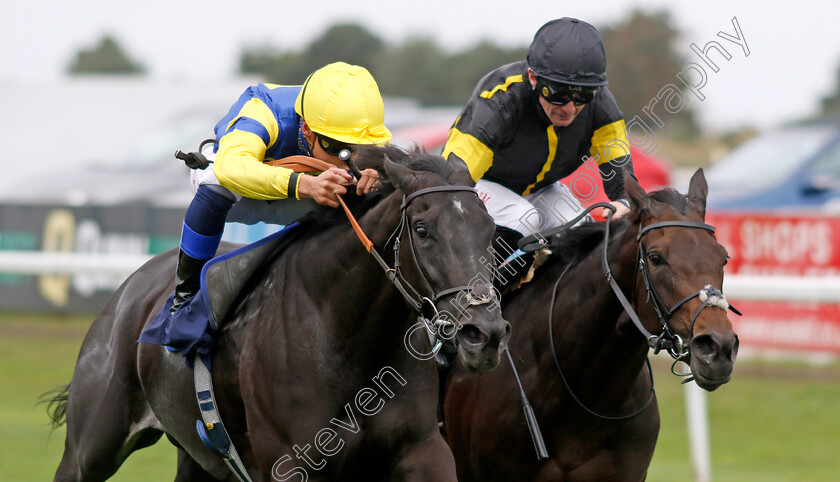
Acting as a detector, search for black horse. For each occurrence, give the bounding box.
[48,145,510,481]
[444,170,739,481]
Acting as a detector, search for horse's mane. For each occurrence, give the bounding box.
[295,143,465,234]
[546,186,690,269]
[355,143,464,192]
[546,221,625,269]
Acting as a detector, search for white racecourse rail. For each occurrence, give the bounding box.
[2,250,840,301]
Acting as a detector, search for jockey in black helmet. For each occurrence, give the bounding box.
[442,18,635,291]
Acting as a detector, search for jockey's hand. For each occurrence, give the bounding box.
[355,168,380,196]
[298,167,352,208]
[604,200,630,219]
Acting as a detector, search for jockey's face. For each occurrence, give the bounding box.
[528,69,586,127]
[538,95,585,127]
[301,121,344,165]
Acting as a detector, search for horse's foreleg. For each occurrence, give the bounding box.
[391,433,458,482]
[174,446,227,482]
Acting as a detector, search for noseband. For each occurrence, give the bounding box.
[615,219,741,362]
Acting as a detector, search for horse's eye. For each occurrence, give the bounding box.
[648,252,664,266]
[723,255,730,266]
[415,224,428,239]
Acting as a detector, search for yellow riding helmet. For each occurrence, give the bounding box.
[295,62,392,145]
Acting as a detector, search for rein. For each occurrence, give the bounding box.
[524,202,740,421]
[547,260,657,421]
[335,182,494,347]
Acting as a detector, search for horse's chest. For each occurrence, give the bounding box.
[540,422,655,481]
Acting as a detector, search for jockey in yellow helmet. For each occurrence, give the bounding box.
[172,62,391,312]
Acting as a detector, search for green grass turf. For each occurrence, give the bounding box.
[648,355,840,481]
[0,314,175,481]
[1,313,839,480]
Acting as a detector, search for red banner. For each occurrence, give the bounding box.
[729,301,840,354]
[707,212,840,276]
[707,212,840,354]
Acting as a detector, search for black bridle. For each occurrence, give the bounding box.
[339,182,497,348]
[611,218,742,363]
[608,214,742,390]
[518,202,741,423]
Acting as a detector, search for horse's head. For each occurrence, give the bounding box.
[624,169,739,391]
[364,146,510,372]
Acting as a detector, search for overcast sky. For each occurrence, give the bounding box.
[3,0,840,132]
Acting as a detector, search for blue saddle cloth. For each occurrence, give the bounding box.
[139,222,300,368]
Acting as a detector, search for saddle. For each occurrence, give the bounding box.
[141,152,352,363]
[139,223,303,367]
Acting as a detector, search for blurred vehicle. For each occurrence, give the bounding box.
[705,120,840,213]
[390,120,673,206]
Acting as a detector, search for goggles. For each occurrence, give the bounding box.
[314,133,352,156]
[535,78,598,106]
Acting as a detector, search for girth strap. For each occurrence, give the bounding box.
[193,353,253,482]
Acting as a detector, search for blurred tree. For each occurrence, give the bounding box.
[443,41,526,105]
[241,47,307,84]
[239,25,525,106]
[374,36,449,104]
[236,12,696,131]
[67,35,144,75]
[303,23,385,71]
[600,10,700,139]
[819,63,840,118]
[242,24,384,84]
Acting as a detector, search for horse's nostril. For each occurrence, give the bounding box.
[731,335,740,361]
[691,334,718,358]
[460,326,487,345]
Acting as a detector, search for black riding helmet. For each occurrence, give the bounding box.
[527,17,608,87]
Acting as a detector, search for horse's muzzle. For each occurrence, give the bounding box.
[688,332,739,391]
[455,311,511,373]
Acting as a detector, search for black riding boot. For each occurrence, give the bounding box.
[171,250,207,313]
[492,226,535,293]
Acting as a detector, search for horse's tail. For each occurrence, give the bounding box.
[39,384,70,429]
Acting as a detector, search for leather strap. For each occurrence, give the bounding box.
[336,195,374,253]
[265,155,348,173]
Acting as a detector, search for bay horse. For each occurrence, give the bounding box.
[443,169,739,481]
[48,145,510,481]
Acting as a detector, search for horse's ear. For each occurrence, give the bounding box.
[383,154,418,193]
[446,154,476,187]
[687,168,708,218]
[623,169,651,213]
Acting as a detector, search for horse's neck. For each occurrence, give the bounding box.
[538,224,649,399]
[289,194,416,344]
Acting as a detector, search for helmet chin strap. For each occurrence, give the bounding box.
[297,120,313,156]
